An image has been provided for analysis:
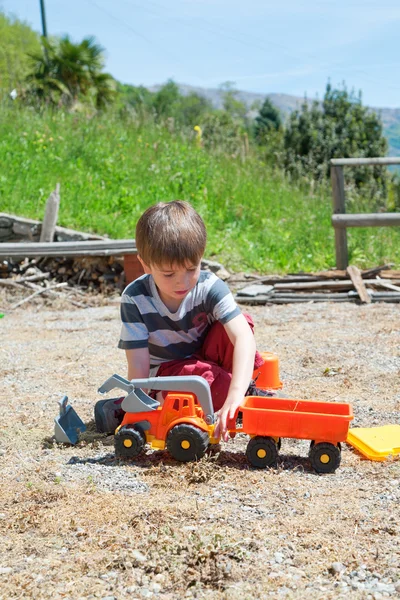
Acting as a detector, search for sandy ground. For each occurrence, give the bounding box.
[0,292,399,600]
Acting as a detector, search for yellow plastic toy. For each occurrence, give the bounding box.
[346,425,400,461]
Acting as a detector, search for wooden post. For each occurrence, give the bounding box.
[40,183,60,243]
[330,166,348,269]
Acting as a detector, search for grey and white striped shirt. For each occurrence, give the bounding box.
[118,271,240,374]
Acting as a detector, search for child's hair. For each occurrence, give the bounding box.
[136,200,207,267]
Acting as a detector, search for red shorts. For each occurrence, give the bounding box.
[157,314,264,411]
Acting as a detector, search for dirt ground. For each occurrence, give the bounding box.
[0,290,399,600]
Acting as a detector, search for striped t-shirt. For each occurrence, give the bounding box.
[118,270,241,374]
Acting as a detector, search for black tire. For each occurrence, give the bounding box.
[166,424,209,462]
[115,425,145,458]
[246,436,279,468]
[309,442,341,474]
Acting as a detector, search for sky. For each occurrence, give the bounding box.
[2,0,400,108]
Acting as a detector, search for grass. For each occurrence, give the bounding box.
[1,105,399,272]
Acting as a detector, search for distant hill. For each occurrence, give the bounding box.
[150,83,400,157]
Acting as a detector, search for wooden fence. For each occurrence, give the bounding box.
[330,157,400,269]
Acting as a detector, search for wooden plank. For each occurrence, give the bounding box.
[361,265,393,278]
[380,270,400,279]
[0,239,137,258]
[273,279,378,291]
[237,292,400,304]
[347,265,371,303]
[330,165,348,269]
[39,183,60,243]
[331,157,400,167]
[375,276,400,292]
[236,284,274,297]
[237,295,354,304]
[332,213,400,228]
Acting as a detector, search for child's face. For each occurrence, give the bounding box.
[140,259,201,310]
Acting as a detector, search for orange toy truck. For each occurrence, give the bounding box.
[98,359,353,474]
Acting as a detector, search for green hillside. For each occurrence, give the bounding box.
[2,107,399,271]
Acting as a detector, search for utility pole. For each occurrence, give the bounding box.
[39,0,49,64]
[39,0,48,38]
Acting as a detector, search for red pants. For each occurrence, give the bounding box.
[157,314,264,411]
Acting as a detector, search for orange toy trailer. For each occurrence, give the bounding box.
[98,374,218,462]
[239,396,353,473]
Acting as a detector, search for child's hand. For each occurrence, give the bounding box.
[214,396,241,442]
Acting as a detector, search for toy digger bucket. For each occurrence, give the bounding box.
[54,396,86,445]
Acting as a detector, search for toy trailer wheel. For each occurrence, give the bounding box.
[246,436,279,468]
[115,426,145,458]
[166,424,209,462]
[309,442,341,474]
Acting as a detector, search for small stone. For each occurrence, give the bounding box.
[0,567,12,575]
[101,597,116,600]
[330,562,346,574]
[132,550,147,563]
[375,583,395,593]
[274,552,284,564]
[149,582,161,594]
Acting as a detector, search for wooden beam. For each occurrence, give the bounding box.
[330,165,348,269]
[347,265,371,303]
[331,157,400,167]
[0,239,137,258]
[273,279,400,290]
[332,213,400,228]
[39,183,60,243]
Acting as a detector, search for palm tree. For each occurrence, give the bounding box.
[26,35,115,108]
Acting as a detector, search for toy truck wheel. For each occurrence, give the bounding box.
[115,426,145,458]
[166,424,209,462]
[309,442,341,474]
[246,436,279,468]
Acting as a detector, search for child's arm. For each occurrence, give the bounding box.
[214,313,256,441]
[125,347,150,380]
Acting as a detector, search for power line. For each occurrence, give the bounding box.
[121,0,400,94]
[82,0,189,75]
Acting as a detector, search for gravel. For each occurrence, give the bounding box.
[0,299,399,599]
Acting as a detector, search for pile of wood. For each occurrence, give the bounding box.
[0,262,94,310]
[234,265,400,304]
[1,255,125,305]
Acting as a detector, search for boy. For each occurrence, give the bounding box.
[98,200,266,440]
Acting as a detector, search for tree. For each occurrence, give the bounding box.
[219,82,247,120]
[177,92,212,127]
[25,35,115,108]
[254,97,282,143]
[283,83,388,192]
[152,79,180,119]
[0,13,41,94]
[201,110,245,156]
